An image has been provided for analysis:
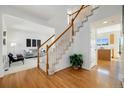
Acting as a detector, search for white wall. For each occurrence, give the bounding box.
[1,6,50,28]
[7,29,54,55]
[47,9,68,37]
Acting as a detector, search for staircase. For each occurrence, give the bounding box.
[38,5,98,75]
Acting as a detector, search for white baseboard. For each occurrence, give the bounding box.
[55,64,71,72]
[82,66,91,71]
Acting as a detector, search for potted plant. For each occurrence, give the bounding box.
[70,54,83,69]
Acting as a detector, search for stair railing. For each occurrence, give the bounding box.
[38,5,96,75]
[37,34,55,68]
[45,5,92,75]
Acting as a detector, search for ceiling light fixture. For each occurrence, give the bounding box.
[103,21,108,24]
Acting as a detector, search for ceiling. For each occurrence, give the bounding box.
[10,5,78,21]
[97,24,121,34]
[92,15,121,29]
[91,15,122,34]
[4,5,78,35]
[4,15,55,36]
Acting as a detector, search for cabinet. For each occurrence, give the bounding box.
[98,49,111,61]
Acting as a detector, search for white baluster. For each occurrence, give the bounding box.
[48,48,55,75]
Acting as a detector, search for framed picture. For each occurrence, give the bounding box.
[3,31,6,37]
[26,39,31,47]
[32,39,36,47]
[3,38,6,45]
[37,40,41,48]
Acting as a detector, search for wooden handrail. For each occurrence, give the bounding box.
[48,5,90,49]
[67,5,89,16]
[39,34,55,49]
[67,9,80,16]
[73,5,89,21]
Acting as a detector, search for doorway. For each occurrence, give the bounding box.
[90,15,123,67]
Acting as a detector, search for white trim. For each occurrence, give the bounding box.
[82,66,91,71]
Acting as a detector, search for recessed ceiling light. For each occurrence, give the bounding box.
[103,21,108,24]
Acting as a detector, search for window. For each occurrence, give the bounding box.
[26,39,31,47]
[37,40,41,48]
[32,39,36,47]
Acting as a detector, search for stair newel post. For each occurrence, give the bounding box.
[46,45,49,75]
[71,18,74,42]
[37,47,40,68]
[72,18,74,36]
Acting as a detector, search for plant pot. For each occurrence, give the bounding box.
[73,66,79,70]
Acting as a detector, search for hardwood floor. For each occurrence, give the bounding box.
[0,60,122,88]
